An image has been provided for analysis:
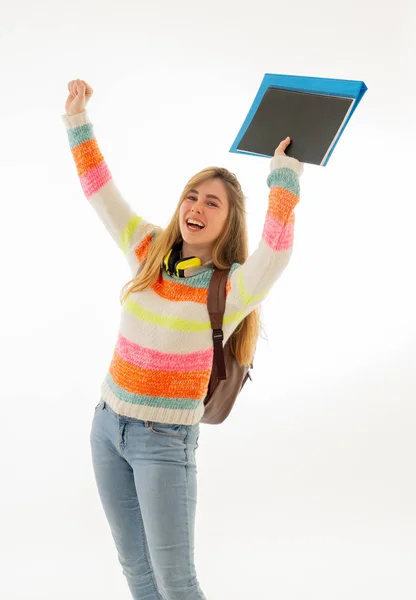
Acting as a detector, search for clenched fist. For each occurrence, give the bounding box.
[65,79,94,116]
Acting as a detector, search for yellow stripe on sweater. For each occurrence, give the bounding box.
[120,215,143,255]
[236,268,269,306]
[124,294,254,332]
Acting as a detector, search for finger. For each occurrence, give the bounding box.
[79,79,88,95]
[81,79,92,94]
[275,137,291,152]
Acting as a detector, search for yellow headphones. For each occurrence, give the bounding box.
[162,241,202,278]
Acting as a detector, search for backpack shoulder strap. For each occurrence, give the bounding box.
[207,268,231,380]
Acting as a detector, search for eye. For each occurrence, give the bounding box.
[187,195,218,207]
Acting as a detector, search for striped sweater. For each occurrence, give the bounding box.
[61,110,304,425]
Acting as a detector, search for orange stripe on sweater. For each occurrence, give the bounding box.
[134,234,153,264]
[150,272,232,304]
[268,187,298,223]
[72,139,104,177]
[109,351,211,399]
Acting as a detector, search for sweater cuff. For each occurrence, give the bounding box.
[270,154,304,177]
[61,110,90,130]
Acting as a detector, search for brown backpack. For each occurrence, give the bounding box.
[201,268,254,424]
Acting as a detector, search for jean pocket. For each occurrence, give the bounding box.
[148,421,187,438]
[94,399,103,412]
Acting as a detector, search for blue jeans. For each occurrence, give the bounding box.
[90,399,207,600]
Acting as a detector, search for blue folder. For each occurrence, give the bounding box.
[229,73,368,166]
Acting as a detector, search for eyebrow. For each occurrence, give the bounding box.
[189,188,223,205]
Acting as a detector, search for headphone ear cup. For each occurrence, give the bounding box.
[167,250,177,275]
[174,256,201,276]
[167,242,182,275]
[164,240,202,276]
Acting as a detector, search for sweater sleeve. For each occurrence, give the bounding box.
[223,154,303,336]
[61,110,159,275]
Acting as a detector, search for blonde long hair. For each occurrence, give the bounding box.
[120,167,266,366]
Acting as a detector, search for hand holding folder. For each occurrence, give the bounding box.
[230,74,368,167]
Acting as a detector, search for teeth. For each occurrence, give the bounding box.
[187,219,204,228]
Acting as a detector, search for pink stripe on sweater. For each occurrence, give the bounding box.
[262,213,295,251]
[116,333,214,372]
[80,161,112,199]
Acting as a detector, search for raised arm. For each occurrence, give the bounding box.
[222,141,304,338]
[62,79,159,275]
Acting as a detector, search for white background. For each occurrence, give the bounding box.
[1,0,415,598]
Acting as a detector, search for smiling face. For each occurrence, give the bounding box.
[179,177,230,264]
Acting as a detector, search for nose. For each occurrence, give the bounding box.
[192,198,203,209]
[191,203,203,213]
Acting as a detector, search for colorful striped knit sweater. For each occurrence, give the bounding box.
[61,110,304,425]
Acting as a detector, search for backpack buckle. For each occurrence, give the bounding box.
[213,329,223,342]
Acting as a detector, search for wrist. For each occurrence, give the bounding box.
[66,109,86,117]
[270,154,304,177]
[61,110,89,130]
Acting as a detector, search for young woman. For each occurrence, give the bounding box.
[62,78,304,600]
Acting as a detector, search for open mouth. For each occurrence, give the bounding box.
[186,219,205,232]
